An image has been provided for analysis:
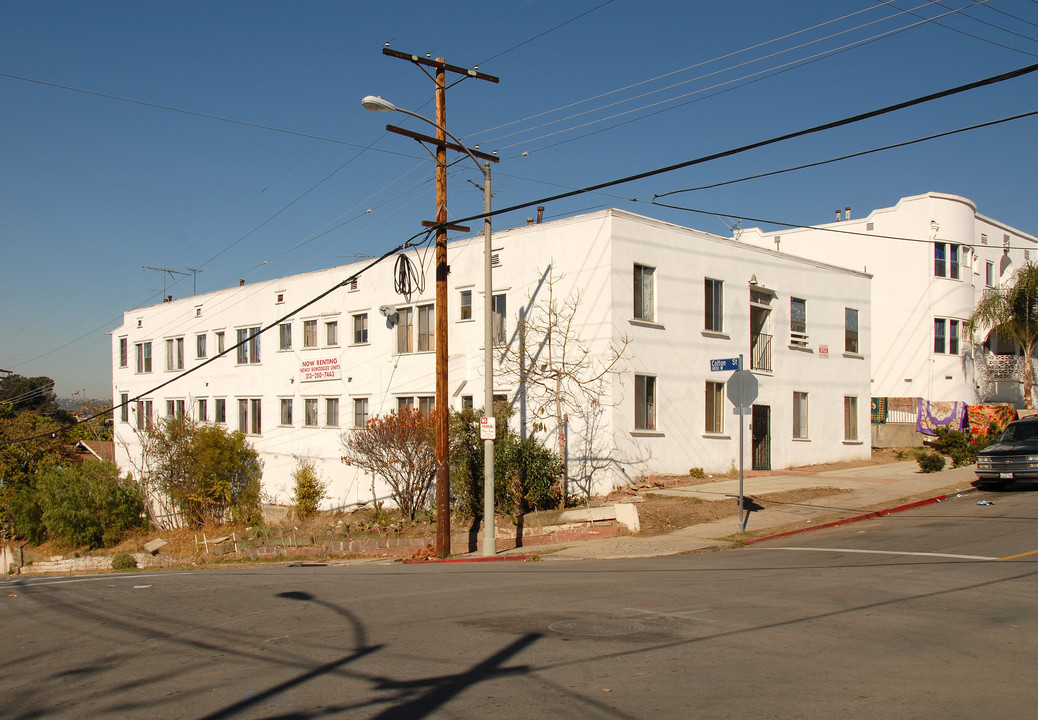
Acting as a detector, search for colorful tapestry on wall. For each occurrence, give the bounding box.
[916,399,967,436]
[870,397,888,424]
[966,405,1018,438]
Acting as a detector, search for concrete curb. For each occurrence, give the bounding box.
[743,485,980,546]
[402,555,534,565]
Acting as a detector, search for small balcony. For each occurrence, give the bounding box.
[751,332,772,372]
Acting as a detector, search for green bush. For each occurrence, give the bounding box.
[916,450,946,473]
[929,429,984,468]
[36,462,147,549]
[689,467,706,479]
[292,458,328,520]
[111,553,138,571]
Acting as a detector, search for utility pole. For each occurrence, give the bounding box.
[381,48,498,558]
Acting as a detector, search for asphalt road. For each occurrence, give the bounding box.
[3,486,1037,719]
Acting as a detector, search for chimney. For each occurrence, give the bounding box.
[536,206,545,224]
[239,279,245,287]
[836,209,842,222]
[845,206,851,220]
[526,217,535,226]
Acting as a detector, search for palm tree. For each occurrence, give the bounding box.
[965,262,1038,409]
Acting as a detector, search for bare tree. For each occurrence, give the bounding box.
[499,266,630,506]
[340,408,436,521]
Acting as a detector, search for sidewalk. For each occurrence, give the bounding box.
[508,461,982,561]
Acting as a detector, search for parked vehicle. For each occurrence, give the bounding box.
[976,417,1038,487]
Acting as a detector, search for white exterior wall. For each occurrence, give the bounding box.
[112,209,872,510]
[738,193,1038,405]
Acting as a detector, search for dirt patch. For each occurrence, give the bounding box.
[634,487,850,537]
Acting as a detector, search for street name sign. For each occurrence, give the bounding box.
[710,357,740,372]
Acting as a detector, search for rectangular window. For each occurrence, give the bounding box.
[705,279,723,332]
[353,313,368,344]
[166,399,185,418]
[950,319,960,355]
[417,304,434,352]
[844,396,859,441]
[397,307,414,353]
[136,342,152,373]
[197,398,207,422]
[354,397,369,428]
[397,396,414,412]
[790,297,807,338]
[493,294,507,344]
[418,396,435,418]
[279,323,292,350]
[216,331,225,354]
[462,395,474,411]
[950,245,960,280]
[460,290,472,320]
[986,261,994,287]
[934,318,947,354]
[166,337,184,371]
[119,338,128,368]
[303,320,317,348]
[634,375,657,431]
[793,392,809,439]
[215,398,226,424]
[251,399,262,434]
[304,398,319,427]
[934,242,947,277]
[705,381,724,434]
[136,400,152,431]
[238,399,248,433]
[236,327,261,364]
[326,398,339,427]
[196,333,207,359]
[634,264,655,321]
[281,399,293,426]
[844,308,859,354]
[120,393,129,423]
[326,320,339,346]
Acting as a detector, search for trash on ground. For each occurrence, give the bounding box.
[977,500,994,506]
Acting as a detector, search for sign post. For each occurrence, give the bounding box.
[723,355,758,531]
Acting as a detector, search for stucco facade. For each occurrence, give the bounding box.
[737,193,1038,406]
[112,209,871,510]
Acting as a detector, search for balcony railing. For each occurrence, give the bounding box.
[751,332,773,372]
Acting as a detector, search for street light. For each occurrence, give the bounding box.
[362,95,498,557]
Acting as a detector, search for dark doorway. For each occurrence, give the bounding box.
[752,404,771,471]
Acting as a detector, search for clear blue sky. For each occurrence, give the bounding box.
[3,0,1037,400]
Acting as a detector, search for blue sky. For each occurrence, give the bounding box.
[3,0,1037,400]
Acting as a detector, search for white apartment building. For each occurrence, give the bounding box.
[737,192,1038,408]
[112,209,872,509]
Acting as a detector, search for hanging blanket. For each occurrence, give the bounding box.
[966,404,1018,438]
[870,397,888,424]
[888,397,918,416]
[916,399,967,436]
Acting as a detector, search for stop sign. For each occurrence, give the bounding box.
[726,369,759,408]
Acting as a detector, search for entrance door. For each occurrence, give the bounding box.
[752,404,771,470]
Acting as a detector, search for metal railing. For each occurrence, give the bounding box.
[751,332,772,372]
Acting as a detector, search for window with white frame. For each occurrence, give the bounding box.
[215,331,225,354]
[418,396,435,418]
[136,342,152,373]
[120,393,129,423]
[459,290,472,320]
[214,398,226,424]
[304,398,319,427]
[397,307,414,353]
[793,392,809,439]
[238,398,262,435]
[844,396,859,441]
[303,319,317,348]
[119,338,128,368]
[354,397,369,428]
[705,381,724,434]
[934,243,947,277]
[136,400,153,431]
[634,375,657,431]
[950,244,960,279]
[417,305,434,352]
[986,261,994,287]
[492,294,507,344]
[705,278,723,332]
[397,396,415,412]
[934,318,946,354]
[280,399,293,426]
[326,320,339,347]
[353,313,368,344]
[634,264,655,321]
[279,323,292,350]
[197,398,207,422]
[166,337,185,371]
[790,297,807,344]
[166,399,185,418]
[196,333,207,359]
[236,327,261,364]
[326,398,339,427]
[844,308,859,354]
